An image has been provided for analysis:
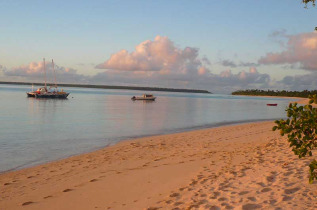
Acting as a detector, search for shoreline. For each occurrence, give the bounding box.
[234,94,313,105]
[0,118,282,174]
[233,94,304,100]
[1,121,316,209]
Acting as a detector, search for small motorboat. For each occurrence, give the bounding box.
[267,103,278,106]
[131,94,156,101]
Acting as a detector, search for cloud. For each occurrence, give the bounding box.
[90,66,271,93]
[217,67,270,86]
[5,62,44,77]
[198,67,207,75]
[259,32,317,70]
[0,65,5,79]
[3,59,273,93]
[239,62,259,67]
[221,60,237,68]
[278,72,317,91]
[269,29,287,38]
[2,35,288,93]
[220,59,258,68]
[269,29,288,47]
[94,36,272,92]
[202,57,211,65]
[198,67,271,93]
[96,35,208,77]
[76,63,95,67]
[3,61,88,83]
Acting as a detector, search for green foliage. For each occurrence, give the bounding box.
[303,0,316,8]
[232,89,317,98]
[273,95,317,183]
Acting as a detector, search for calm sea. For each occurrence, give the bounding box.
[0,84,293,172]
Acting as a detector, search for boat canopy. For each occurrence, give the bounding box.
[37,87,47,93]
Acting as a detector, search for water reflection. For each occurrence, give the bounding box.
[0,85,293,172]
[131,100,156,104]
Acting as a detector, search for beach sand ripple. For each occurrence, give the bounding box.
[0,121,316,209]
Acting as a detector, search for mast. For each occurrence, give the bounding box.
[52,59,57,88]
[43,58,47,89]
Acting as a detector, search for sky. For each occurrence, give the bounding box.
[0,0,317,93]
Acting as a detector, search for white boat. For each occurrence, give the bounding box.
[131,94,156,101]
[26,59,70,99]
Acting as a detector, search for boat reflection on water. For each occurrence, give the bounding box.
[133,100,156,104]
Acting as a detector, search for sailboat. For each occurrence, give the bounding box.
[26,59,70,99]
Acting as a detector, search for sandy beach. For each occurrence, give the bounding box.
[1,121,316,210]
[0,122,317,209]
[2,0,317,209]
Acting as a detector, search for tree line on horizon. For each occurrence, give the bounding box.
[0,81,211,94]
[232,89,317,98]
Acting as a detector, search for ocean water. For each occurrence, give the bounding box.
[0,84,293,172]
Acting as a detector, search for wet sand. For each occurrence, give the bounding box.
[1,121,316,209]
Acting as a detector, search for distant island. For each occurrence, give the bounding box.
[0,81,211,94]
[232,89,317,98]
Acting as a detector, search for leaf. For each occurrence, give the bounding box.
[273,98,317,183]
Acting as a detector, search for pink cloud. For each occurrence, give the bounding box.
[220,69,233,78]
[259,32,317,70]
[249,66,257,74]
[219,67,260,81]
[4,61,87,83]
[6,61,44,77]
[198,67,207,75]
[3,59,273,93]
[91,66,271,93]
[96,35,207,76]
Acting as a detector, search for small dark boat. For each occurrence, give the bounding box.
[267,103,278,106]
[131,94,156,101]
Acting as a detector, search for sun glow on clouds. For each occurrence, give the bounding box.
[303,38,317,50]
[96,35,208,76]
[2,35,276,93]
[259,32,317,70]
[198,67,207,75]
[93,36,274,92]
[5,62,45,77]
[3,61,87,83]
